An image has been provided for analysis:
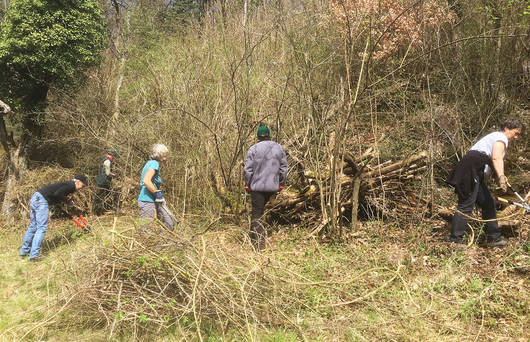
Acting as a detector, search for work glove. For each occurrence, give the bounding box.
[498,175,508,193]
[154,190,165,203]
[66,195,74,207]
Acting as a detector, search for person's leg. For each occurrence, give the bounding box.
[20,193,38,256]
[476,182,502,241]
[259,192,274,249]
[250,191,267,249]
[94,186,105,215]
[138,201,156,232]
[155,202,175,229]
[29,193,49,259]
[450,177,480,243]
[102,185,112,212]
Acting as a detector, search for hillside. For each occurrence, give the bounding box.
[1,0,529,340]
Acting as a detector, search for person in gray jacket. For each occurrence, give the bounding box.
[244,125,288,251]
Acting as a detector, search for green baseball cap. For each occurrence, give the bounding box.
[109,147,120,158]
[257,125,270,137]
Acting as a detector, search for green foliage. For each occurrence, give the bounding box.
[0,0,107,109]
[139,313,147,323]
[262,330,299,342]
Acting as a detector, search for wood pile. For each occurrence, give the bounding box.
[268,150,430,224]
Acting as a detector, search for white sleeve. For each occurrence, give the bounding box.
[103,159,112,176]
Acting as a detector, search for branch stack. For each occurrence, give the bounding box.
[268,150,430,223]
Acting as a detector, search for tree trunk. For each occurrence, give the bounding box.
[1,93,44,219]
[2,145,28,217]
[350,176,361,229]
[106,1,129,143]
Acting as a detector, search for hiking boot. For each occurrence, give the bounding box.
[29,256,43,262]
[486,237,508,248]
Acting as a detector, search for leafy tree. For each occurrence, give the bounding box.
[0,0,107,216]
[0,0,106,140]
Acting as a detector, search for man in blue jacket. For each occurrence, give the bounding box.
[244,125,288,251]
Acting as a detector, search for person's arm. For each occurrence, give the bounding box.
[52,183,76,202]
[491,141,506,180]
[278,147,288,186]
[143,169,159,194]
[243,148,254,187]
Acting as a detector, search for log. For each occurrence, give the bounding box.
[363,151,428,178]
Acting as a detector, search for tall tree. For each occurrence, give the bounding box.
[0,0,107,216]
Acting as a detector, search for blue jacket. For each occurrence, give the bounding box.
[244,140,288,192]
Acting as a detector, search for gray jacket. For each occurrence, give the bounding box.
[244,140,288,192]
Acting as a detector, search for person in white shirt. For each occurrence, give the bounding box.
[94,148,120,215]
[446,118,524,248]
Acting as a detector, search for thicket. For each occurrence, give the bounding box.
[30,0,527,223]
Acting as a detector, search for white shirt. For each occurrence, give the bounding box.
[469,131,508,175]
[103,159,112,176]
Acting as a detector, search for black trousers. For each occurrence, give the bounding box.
[450,176,501,242]
[250,191,274,250]
[94,184,112,215]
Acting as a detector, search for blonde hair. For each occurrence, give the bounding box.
[150,144,169,160]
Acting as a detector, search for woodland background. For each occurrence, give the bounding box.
[0,0,529,341]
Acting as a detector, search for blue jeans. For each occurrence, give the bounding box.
[20,192,49,259]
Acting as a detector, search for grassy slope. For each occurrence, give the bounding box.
[0,211,528,341]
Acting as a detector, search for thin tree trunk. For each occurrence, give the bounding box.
[350,176,361,229]
[2,145,28,217]
[106,1,129,142]
[0,100,29,219]
[1,97,44,219]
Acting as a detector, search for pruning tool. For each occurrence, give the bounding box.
[496,197,530,213]
[57,207,91,232]
[159,201,178,229]
[72,215,91,232]
[506,181,530,210]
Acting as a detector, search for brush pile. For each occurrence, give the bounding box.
[66,224,323,337]
[269,150,430,223]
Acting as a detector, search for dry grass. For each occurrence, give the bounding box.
[1,209,527,341]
